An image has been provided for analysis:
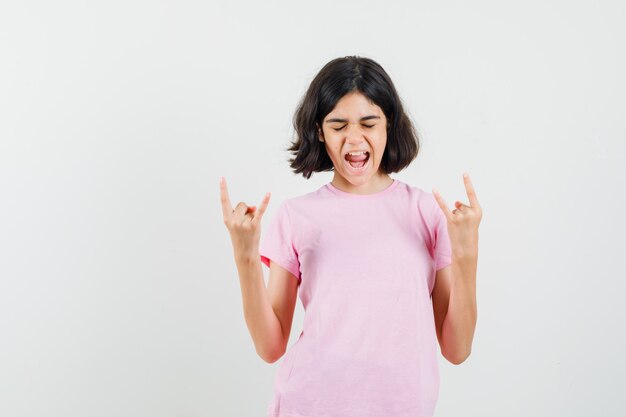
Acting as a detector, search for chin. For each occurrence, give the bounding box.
[344,174,373,186]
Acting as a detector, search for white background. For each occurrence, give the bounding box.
[1,1,625,416]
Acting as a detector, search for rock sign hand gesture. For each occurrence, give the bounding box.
[432,172,483,259]
[220,176,271,260]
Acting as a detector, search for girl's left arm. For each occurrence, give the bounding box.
[432,173,482,365]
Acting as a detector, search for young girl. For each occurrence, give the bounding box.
[220,56,482,417]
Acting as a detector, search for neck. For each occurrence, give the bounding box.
[330,173,393,195]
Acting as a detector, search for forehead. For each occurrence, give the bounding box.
[324,92,383,120]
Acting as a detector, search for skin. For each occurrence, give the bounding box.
[221,178,293,363]
[317,91,394,195]
[431,174,482,364]
[220,91,482,365]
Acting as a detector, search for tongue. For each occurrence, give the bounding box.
[345,153,368,162]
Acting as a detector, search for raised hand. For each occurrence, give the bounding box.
[220,176,271,260]
[432,172,482,260]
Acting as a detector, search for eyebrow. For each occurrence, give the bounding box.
[324,115,381,123]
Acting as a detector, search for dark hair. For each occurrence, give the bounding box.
[286,56,420,179]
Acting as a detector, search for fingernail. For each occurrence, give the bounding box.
[463,172,468,178]
[220,176,224,184]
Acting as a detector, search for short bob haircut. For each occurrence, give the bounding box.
[286,56,420,179]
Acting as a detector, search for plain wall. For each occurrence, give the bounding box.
[1,0,625,416]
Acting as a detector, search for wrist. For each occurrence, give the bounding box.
[452,250,478,264]
[235,251,259,265]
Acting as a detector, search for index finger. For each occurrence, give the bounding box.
[219,176,234,220]
[462,172,481,209]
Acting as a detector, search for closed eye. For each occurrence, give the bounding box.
[332,124,375,131]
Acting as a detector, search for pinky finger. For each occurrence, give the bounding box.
[432,188,452,220]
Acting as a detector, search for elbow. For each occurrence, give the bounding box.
[444,348,472,365]
[257,343,286,364]
[262,352,283,364]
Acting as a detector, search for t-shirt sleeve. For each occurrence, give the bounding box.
[259,201,301,285]
[431,197,452,271]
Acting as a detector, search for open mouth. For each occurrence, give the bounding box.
[344,151,370,171]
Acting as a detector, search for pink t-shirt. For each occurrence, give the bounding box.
[259,178,452,417]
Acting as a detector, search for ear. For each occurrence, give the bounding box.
[317,124,325,142]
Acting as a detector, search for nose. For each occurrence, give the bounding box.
[345,122,367,143]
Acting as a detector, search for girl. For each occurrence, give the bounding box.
[220,56,482,417]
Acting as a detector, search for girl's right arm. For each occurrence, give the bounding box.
[219,177,285,363]
[235,255,299,363]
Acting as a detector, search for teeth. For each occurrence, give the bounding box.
[347,151,367,156]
